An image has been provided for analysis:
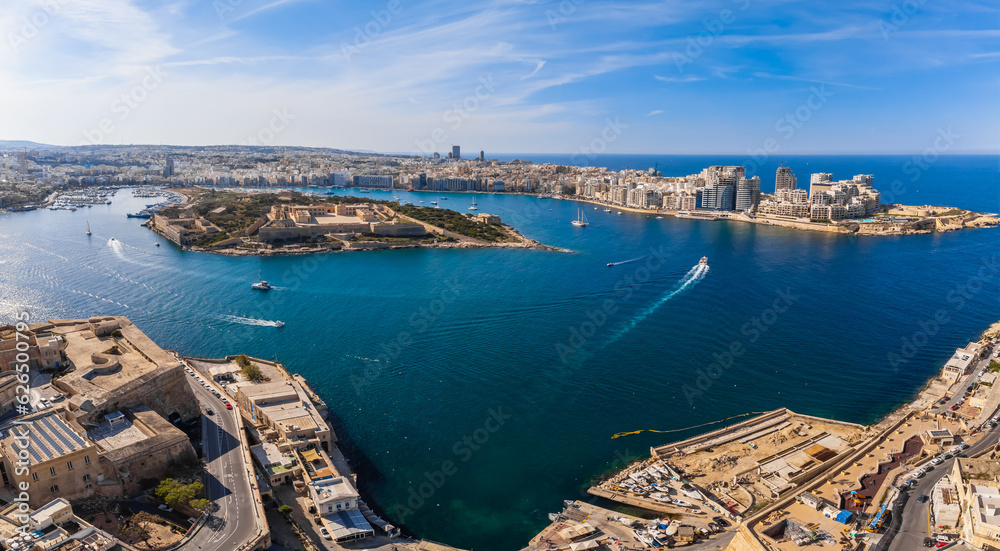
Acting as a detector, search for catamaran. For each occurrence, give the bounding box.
[571,209,589,227]
[251,271,271,291]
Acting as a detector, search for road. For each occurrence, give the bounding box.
[183,370,264,551]
[886,420,1000,550]
[932,351,995,415]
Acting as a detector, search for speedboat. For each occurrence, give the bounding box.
[251,278,271,291]
[274,321,285,328]
[607,262,613,267]
[155,243,160,247]
[671,499,691,507]
[603,208,612,213]
[699,256,708,265]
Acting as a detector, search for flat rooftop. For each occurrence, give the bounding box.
[0,411,89,463]
[88,417,149,451]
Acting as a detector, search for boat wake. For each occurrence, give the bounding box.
[607,255,649,267]
[220,315,283,328]
[602,263,709,347]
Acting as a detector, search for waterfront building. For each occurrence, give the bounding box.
[308,476,374,542]
[942,346,977,382]
[236,381,332,451]
[700,166,744,210]
[775,164,796,192]
[735,176,761,212]
[352,174,393,188]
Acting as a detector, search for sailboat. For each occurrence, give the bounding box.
[571,209,589,227]
[469,197,478,211]
[86,222,92,236]
[251,271,271,291]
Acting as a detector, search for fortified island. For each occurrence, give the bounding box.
[3,315,998,551]
[143,188,558,255]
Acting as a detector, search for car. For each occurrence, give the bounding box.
[961,443,970,449]
[923,537,935,547]
[951,405,960,411]
[187,517,198,524]
[319,527,331,540]
[938,398,948,405]
[917,494,929,503]
[225,403,232,410]
[205,408,214,415]
[712,516,730,527]
[936,542,949,548]
[158,504,173,512]
[49,393,64,402]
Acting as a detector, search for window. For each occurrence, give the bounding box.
[83,474,91,483]
[84,455,90,465]
[49,485,58,493]
[31,473,38,482]
[49,467,56,476]
[66,461,73,471]
[336,503,341,510]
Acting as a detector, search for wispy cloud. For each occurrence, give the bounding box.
[646,110,663,116]
[654,75,704,83]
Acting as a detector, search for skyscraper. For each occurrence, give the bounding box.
[775,164,796,192]
[701,166,744,210]
[479,150,484,161]
[736,176,761,211]
[163,156,174,178]
[452,145,461,159]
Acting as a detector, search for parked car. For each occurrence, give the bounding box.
[923,537,934,547]
[319,527,331,540]
[158,504,173,512]
[205,408,214,415]
[951,405,960,411]
[225,403,233,410]
[917,494,929,503]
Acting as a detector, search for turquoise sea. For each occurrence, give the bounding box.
[0,154,998,550]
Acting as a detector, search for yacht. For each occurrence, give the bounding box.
[699,256,708,266]
[469,197,478,211]
[251,272,271,291]
[571,209,589,227]
[86,222,91,236]
[603,207,612,213]
[155,243,160,247]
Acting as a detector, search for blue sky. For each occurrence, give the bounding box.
[1,0,997,154]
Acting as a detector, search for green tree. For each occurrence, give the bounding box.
[278,505,293,515]
[241,362,265,382]
[189,498,210,512]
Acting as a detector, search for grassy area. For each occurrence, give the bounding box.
[395,204,511,242]
[931,209,965,217]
